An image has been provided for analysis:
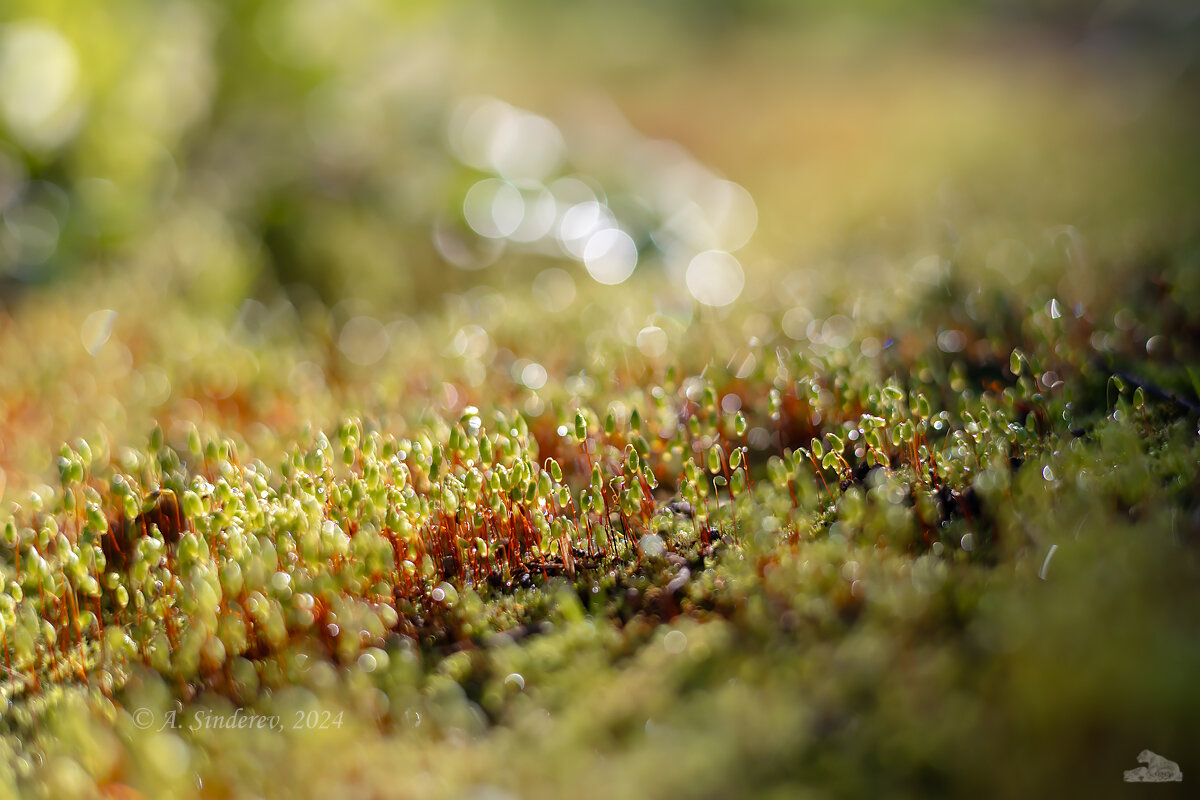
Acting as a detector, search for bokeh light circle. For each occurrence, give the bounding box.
[685,250,744,307]
[583,228,638,285]
[463,179,524,239]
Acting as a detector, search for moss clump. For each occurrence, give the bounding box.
[2,3,1200,798]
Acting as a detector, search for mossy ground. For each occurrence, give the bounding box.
[2,4,1200,799]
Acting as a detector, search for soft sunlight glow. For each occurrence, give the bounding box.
[0,22,81,150]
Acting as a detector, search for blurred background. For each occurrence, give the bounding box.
[1,0,1197,309]
[1,0,1198,490]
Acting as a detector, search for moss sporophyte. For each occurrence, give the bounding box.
[1,8,1198,794]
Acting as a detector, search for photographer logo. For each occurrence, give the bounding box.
[1123,750,1182,783]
